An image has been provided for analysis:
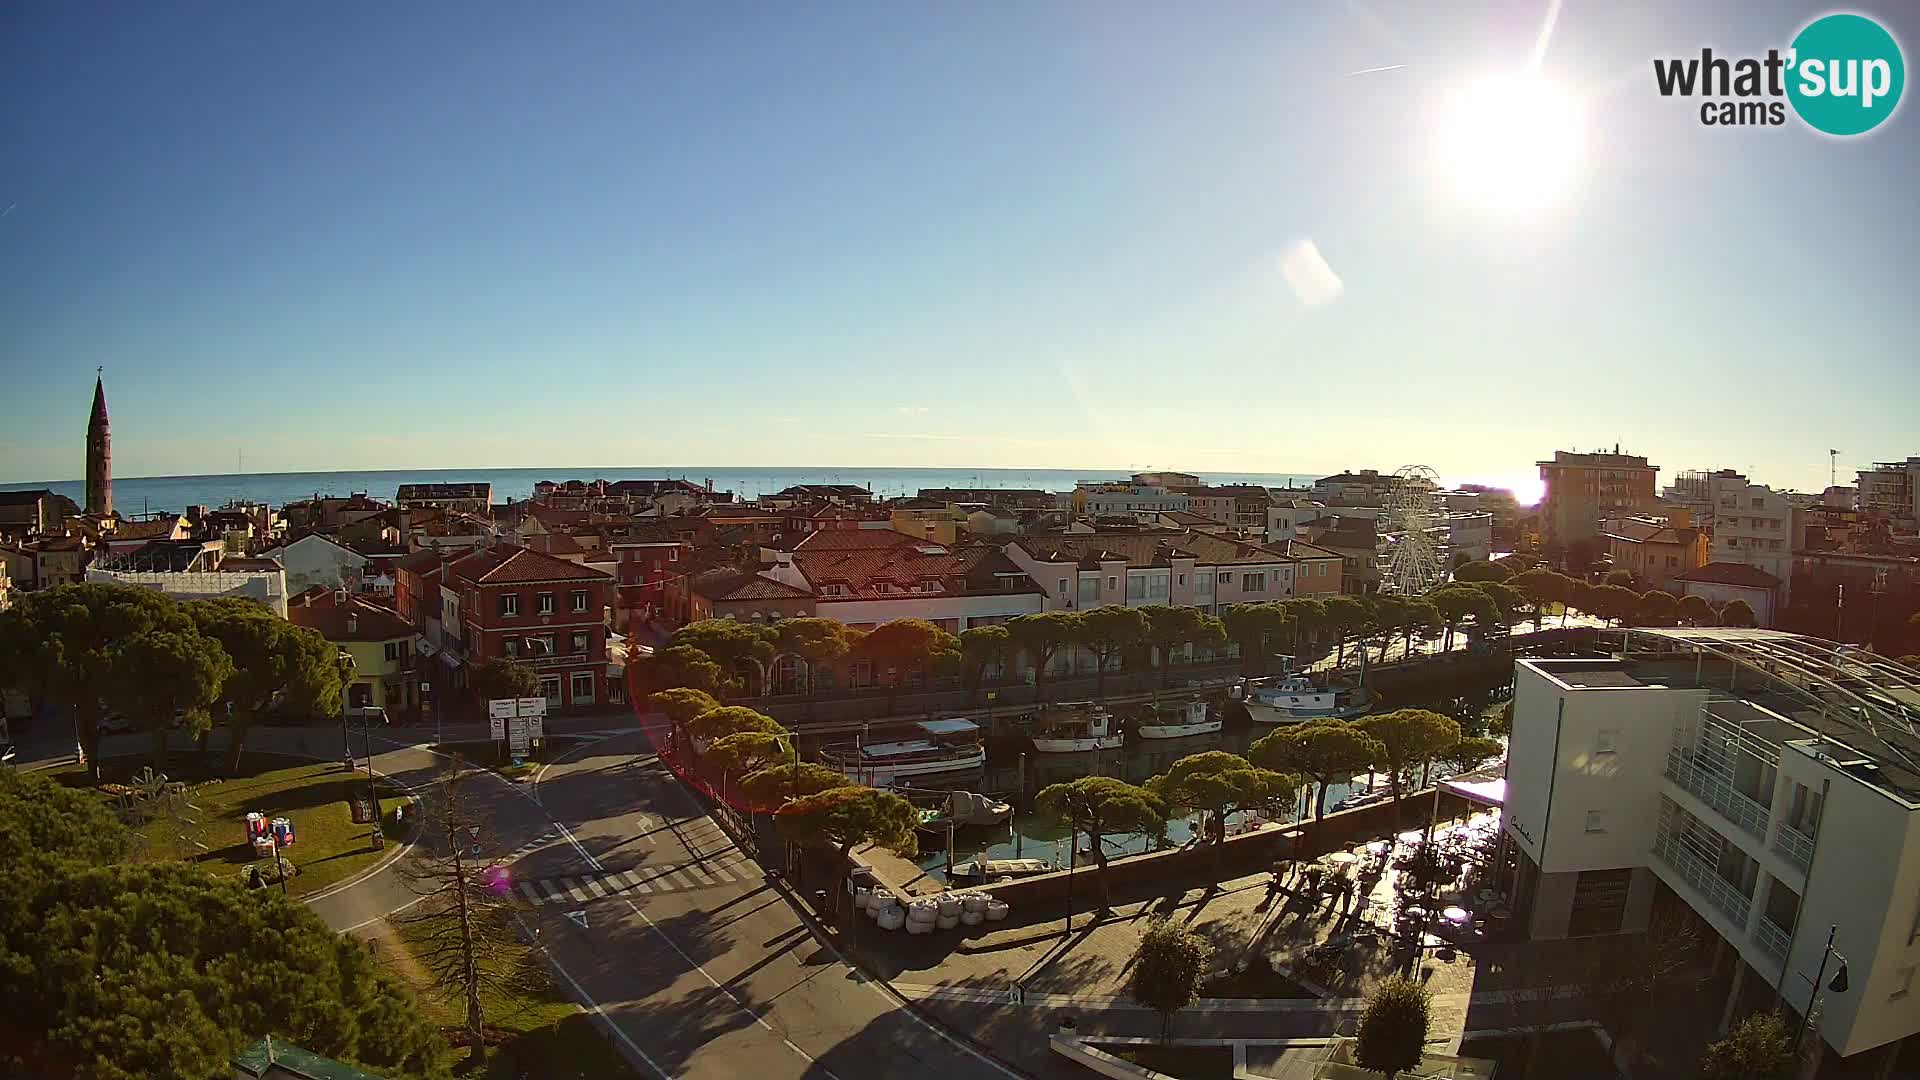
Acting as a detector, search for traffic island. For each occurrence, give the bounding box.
[55,751,415,899]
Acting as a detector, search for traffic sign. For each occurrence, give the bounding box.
[565,910,589,930]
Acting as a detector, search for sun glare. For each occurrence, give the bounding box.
[1433,71,1585,216]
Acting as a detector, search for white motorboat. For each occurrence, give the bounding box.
[817,718,987,787]
[1236,674,1372,724]
[1028,702,1125,752]
[1135,697,1221,739]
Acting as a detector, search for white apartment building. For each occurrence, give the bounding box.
[1004,533,1341,617]
[1078,483,1192,520]
[1711,481,1799,606]
[1504,629,1920,1067]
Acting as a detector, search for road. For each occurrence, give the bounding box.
[516,730,1023,1080]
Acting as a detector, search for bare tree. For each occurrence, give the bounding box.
[393,766,543,1063]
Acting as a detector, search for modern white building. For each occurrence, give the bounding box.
[1712,480,1799,604]
[1504,629,1920,1068]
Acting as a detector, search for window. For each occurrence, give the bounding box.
[1218,572,1232,585]
[527,633,554,656]
[500,593,519,617]
[384,640,405,662]
[571,590,588,613]
[537,592,555,615]
[540,676,562,704]
[1057,577,1068,595]
[1584,811,1607,833]
[1316,562,1328,577]
[1177,573,1186,586]
[1128,575,1147,600]
[1243,572,1266,592]
[1595,729,1618,754]
[571,671,595,705]
[504,638,519,658]
[1107,576,1118,590]
[571,631,589,654]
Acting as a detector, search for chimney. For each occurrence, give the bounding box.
[346,611,358,635]
[334,588,348,605]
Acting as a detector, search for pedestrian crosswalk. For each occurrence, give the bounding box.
[516,853,759,906]
[501,830,560,864]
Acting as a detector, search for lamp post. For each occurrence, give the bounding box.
[1795,924,1850,1052]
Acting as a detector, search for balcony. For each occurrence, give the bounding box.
[1753,918,1792,965]
[1652,832,1752,927]
[1665,750,1771,841]
[1772,822,1815,875]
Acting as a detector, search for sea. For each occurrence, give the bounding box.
[1,467,1316,515]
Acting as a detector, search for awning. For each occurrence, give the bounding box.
[1440,776,1506,808]
[439,652,462,671]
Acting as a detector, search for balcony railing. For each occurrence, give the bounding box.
[1753,918,1792,966]
[1652,832,1752,927]
[1772,822,1815,876]
[1665,750,1771,841]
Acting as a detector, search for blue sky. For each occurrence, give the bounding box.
[3,0,1915,497]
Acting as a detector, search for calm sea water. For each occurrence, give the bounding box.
[2,467,1315,514]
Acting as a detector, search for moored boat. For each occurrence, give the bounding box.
[817,718,987,786]
[1134,696,1221,739]
[1235,674,1372,724]
[1027,701,1124,752]
[950,857,1055,883]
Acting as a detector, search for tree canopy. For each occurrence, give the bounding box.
[860,618,960,707]
[1035,775,1166,910]
[1139,606,1226,683]
[687,705,786,747]
[648,687,722,727]
[1129,917,1215,1042]
[1147,751,1293,826]
[1250,721,1383,820]
[1719,599,1757,628]
[736,762,853,808]
[0,860,449,1080]
[1513,569,1572,629]
[469,656,541,703]
[958,624,1012,697]
[1073,605,1149,696]
[1675,593,1716,627]
[1637,590,1678,626]
[107,627,235,769]
[1356,709,1462,806]
[668,620,777,689]
[629,644,729,698]
[0,583,199,779]
[706,730,792,774]
[1006,611,1082,692]
[1697,1012,1794,1080]
[1589,584,1641,626]
[776,785,919,860]
[775,617,853,684]
[1452,560,1512,583]
[1443,736,1507,775]
[187,598,343,772]
[1354,974,1432,1079]
[0,767,130,870]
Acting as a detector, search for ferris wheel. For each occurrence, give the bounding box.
[1380,465,1445,595]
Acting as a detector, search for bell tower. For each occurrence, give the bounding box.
[86,369,112,516]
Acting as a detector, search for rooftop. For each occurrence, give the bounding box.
[288,590,420,642]
[449,544,612,586]
[1675,562,1783,589]
[1529,629,1920,801]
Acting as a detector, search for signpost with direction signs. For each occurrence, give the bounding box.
[487,696,546,762]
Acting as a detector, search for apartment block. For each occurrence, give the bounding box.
[1504,629,1920,1065]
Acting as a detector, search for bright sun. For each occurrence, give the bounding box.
[1433,71,1585,216]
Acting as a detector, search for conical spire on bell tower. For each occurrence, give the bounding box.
[86,367,112,517]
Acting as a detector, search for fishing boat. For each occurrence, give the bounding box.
[817,718,987,787]
[915,791,1016,842]
[1027,701,1124,752]
[1134,696,1221,739]
[1235,673,1372,724]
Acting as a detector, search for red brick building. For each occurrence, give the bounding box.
[448,545,614,711]
[608,539,692,629]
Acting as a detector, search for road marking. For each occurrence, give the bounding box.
[581,877,610,899]
[518,882,541,903]
[618,895,843,1080]
[512,913,677,1080]
[678,864,716,886]
[540,880,568,903]
[609,870,641,891]
[565,909,590,930]
[707,862,740,884]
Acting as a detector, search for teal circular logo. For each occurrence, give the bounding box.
[1786,13,1905,135]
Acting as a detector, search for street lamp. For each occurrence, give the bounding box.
[1795,924,1850,1050]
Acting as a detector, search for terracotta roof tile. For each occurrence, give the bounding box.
[449,544,611,585]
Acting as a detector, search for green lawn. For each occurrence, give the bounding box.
[55,752,409,898]
[394,919,643,1079]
